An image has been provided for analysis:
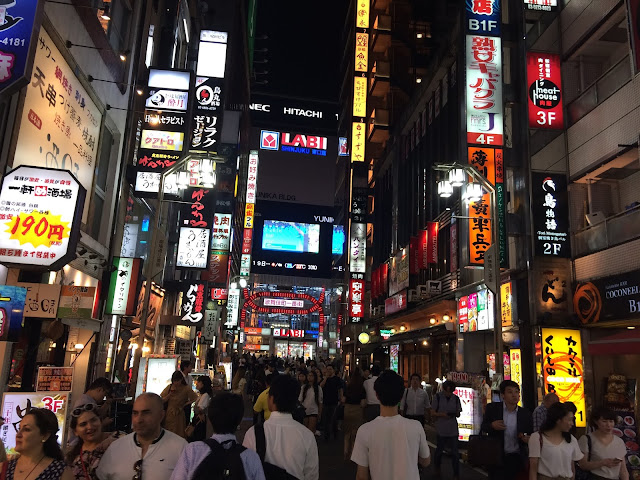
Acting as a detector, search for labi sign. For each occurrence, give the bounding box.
[574,269,640,325]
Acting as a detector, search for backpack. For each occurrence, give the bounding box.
[254,423,299,480]
[192,438,247,480]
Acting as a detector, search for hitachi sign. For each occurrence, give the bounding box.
[283,107,323,118]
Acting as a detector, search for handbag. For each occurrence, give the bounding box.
[467,434,503,467]
[575,434,593,480]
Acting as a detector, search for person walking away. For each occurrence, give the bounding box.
[187,376,212,442]
[319,365,342,441]
[529,402,620,480]
[243,375,319,480]
[481,380,533,480]
[341,368,366,461]
[532,393,560,433]
[362,366,381,422]
[170,393,265,480]
[232,367,247,400]
[96,394,187,480]
[253,374,276,424]
[400,373,431,425]
[577,407,628,480]
[299,371,323,434]
[179,361,195,426]
[431,380,462,479]
[161,372,198,438]
[5,408,73,480]
[65,403,125,480]
[351,370,430,480]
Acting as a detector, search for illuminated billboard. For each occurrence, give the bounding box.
[262,221,320,253]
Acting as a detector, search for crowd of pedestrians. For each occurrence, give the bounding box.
[0,355,633,480]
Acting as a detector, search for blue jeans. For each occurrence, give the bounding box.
[434,435,460,476]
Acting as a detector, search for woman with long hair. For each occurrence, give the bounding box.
[160,371,197,438]
[578,407,629,480]
[529,403,620,480]
[341,367,366,460]
[299,370,323,433]
[64,404,124,480]
[188,376,213,442]
[231,366,247,399]
[297,370,307,387]
[4,408,73,480]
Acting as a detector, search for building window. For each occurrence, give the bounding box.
[87,126,114,241]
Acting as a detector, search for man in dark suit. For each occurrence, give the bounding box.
[481,380,533,480]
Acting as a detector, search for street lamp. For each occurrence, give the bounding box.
[434,162,503,376]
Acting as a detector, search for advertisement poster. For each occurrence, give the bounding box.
[526,52,563,129]
[611,408,639,475]
[390,344,399,373]
[1,392,69,455]
[0,285,27,342]
[57,286,96,320]
[145,356,179,395]
[13,29,100,221]
[36,367,73,391]
[454,386,479,441]
[541,328,586,427]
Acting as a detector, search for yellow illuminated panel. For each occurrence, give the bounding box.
[510,349,522,406]
[541,328,586,427]
[355,33,368,72]
[353,76,368,117]
[244,203,254,229]
[356,0,369,28]
[501,281,512,327]
[351,122,366,163]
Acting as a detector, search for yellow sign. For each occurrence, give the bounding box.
[541,328,586,427]
[358,332,370,344]
[353,76,368,117]
[501,281,512,327]
[510,349,522,406]
[355,33,368,72]
[244,203,254,229]
[355,0,369,28]
[351,122,366,163]
[5,211,70,249]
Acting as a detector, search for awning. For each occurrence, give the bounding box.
[588,330,640,355]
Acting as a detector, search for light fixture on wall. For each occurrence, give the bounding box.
[448,168,466,187]
[399,325,407,332]
[442,313,450,322]
[437,180,453,198]
[429,317,437,325]
[464,182,483,203]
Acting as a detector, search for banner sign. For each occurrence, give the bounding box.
[466,35,503,146]
[385,290,407,315]
[0,285,26,342]
[133,281,164,329]
[574,269,640,325]
[105,257,142,315]
[427,222,438,264]
[349,279,364,320]
[389,247,409,296]
[532,172,570,258]
[526,52,563,129]
[57,285,96,319]
[458,288,495,332]
[36,367,73,392]
[349,222,366,273]
[541,328,586,427]
[181,281,207,324]
[0,166,85,270]
[409,236,419,275]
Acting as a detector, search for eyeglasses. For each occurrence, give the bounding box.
[72,403,96,418]
[133,460,142,480]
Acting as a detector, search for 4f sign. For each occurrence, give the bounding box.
[260,130,279,150]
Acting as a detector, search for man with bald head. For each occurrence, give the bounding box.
[532,392,559,432]
[97,393,187,480]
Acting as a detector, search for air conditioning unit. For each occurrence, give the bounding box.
[408,289,419,302]
[417,285,429,299]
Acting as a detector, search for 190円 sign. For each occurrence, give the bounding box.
[0,166,85,270]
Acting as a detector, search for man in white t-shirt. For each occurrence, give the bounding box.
[362,365,381,422]
[351,370,430,480]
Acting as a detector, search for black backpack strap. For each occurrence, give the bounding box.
[192,439,223,479]
[255,423,267,462]
[586,434,592,461]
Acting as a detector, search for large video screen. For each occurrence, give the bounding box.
[262,221,320,253]
[332,225,345,255]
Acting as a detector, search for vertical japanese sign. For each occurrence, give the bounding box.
[541,328,586,427]
[510,349,523,405]
[355,32,368,72]
[13,29,99,222]
[206,213,231,284]
[176,227,209,269]
[353,76,367,117]
[181,281,207,324]
[467,147,505,266]
[240,151,259,277]
[0,0,41,96]
[427,222,438,264]
[0,285,27,342]
[350,122,366,162]
[0,166,85,270]
[349,222,366,273]
[532,172,570,258]
[105,257,142,315]
[526,52,563,130]
[225,287,240,326]
[349,279,364,321]
[466,0,501,35]
[466,35,503,146]
[500,280,512,326]
[418,229,428,269]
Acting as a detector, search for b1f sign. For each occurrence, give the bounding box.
[526,53,563,130]
[466,0,501,36]
[466,35,503,146]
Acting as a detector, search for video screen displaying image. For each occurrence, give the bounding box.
[262,220,320,253]
[332,225,345,255]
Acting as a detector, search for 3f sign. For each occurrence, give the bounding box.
[537,111,557,126]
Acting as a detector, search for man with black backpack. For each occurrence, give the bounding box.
[243,374,319,480]
[170,392,265,480]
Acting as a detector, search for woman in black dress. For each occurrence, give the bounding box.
[4,408,73,480]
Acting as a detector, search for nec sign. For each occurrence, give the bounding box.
[260,130,327,156]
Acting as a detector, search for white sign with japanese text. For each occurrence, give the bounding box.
[176,227,209,269]
[349,222,366,273]
[225,287,240,326]
[13,29,101,222]
[211,213,231,251]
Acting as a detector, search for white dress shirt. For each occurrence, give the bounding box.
[243,411,319,480]
[363,376,380,405]
[96,430,187,480]
[400,387,431,416]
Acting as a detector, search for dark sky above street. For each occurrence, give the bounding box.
[254,0,347,103]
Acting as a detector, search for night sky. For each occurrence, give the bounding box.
[254,0,348,103]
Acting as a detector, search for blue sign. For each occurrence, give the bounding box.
[0,285,27,342]
[0,0,42,96]
[465,0,501,36]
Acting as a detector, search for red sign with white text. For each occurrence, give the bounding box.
[410,236,420,275]
[349,279,364,319]
[526,52,563,130]
[427,222,439,264]
[418,229,428,269]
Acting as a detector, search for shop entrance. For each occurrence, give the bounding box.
[401,353,430,384]
[275,340,314,360]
